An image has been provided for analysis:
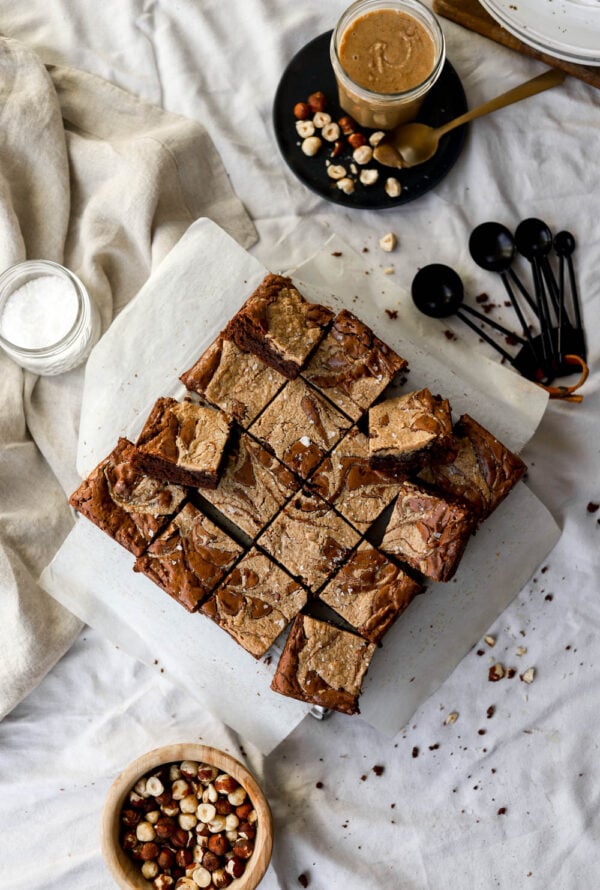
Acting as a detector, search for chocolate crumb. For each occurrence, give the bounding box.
[497,807,507,815]
[444,329,457,341]
[315,781,324,789]
[298,874,309,888]
[506,667,517,679]
[478,729,486,736]
[263,655,272,665]
[412,746,419,758]
[373,765,385,776]
[331,251,343,257]
[541,565,548,573]
[487,706,495,719]
[545,594,554,601]
[360,774,367,781]
[587,502,599,513]
[429,743,440,750]
[362,247,369,253]
[477,649,485,656]
[385,309,398,320]
[476,293,489,303]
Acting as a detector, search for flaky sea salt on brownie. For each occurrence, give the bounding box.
[134,397,232,488]
[380,481,476,582]
[319,541,423,644]
[133,502,243,612]
[257,490,360,592]
[224,273,334,379]
[201,548,307,658]
[418,413,527,521]
[302,309,408,420]
[249,377,352,481]
[68,437,186,557]
[368,389,455,475]
[200,430,299,539]
[309,426,402,533]
[180,336,286,427]
[270,613,376,715]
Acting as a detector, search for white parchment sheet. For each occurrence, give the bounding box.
[40,218,560,754]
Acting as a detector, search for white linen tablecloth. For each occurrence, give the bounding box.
[0,1,599,888]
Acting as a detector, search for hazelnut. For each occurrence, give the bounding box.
[379,232,397,252]
[139,842,160,860]
[129,791,147,810]
[338,115,356,135]
[146,775,165,797]
[327,164,347,180]
[224,813,239,832]
[212,868,233,888]
[197,803,217,823]
[169,764,182,782]
[322,122,341,142]
[301,135,322,157]
[330,140,344,158]
[246,809,258,824]
[174,879,198,890]
[154,875,174,890]
[208,834,228,856]
[520,667,536,684]
[121,808,141,827]
[197,765,219,785]
[141,861,159,880]
[352,144,373,165]
[226,856,246,879]
[385,177,402,198]
[348,132,366,149]
[180,761,199,779]
[171,779,191,801]
[155,815,176,839]
[162,801,180,818]
[196,823,210,838]
[232,838,254,860]
[171,827,191,848]
[369,130,386,146]
[157,847,175,870]
[191,866,212,888]
[202,850,222,873]
[296,119,315,138]
[180,794,199,814]
[145,809,161,825]
[136,821,156,842]
[359,169,379,186]
[121,830,138,851]
[193,844,206,861]
[307,91,326,112]
[134,778,149,797]
[235,802,253,820]
[337,177,355,195]
[293,101,311,120]
[214,774,239,795]
[215,799,233,815]
[202,784,218,804]
[238,820,256,840]
[208,815,228,833]
[312,111,332,129]
[175,847,193,868]
[179,812,198,831]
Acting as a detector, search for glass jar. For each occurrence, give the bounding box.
[330,0,446,130]
[0,260,101,376]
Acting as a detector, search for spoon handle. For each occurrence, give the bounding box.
[460,303,526,344]
[435,69,566,139]
[456,309,516,364]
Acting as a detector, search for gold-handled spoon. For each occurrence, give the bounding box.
[374,68,566,169]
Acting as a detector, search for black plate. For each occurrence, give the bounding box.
[273,31,468,209]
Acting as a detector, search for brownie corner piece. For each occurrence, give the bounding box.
[135,396,232,488]
[201,548,307,658]
[270,613,376,715]
[68,436,186,556]
[319,540,423,644]
[302,308,408,419]
[380,481,476,582]
[224,273,334,379]
[133,502,243,612]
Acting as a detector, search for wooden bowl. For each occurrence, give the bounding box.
[101,743,273,890]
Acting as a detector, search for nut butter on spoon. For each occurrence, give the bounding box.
[374,68,566,168]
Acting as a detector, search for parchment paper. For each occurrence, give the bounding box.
[40,218,560,754]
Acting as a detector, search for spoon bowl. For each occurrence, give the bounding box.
[514,217,553,259]
[468,221,516,272]
[411,263,464,318]
[553,230,576,257]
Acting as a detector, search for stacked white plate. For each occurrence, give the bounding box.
[479,0,600,65]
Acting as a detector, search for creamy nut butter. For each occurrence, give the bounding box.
[330,0,445,129]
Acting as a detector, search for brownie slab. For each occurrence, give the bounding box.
[133,502,243,612]
[302,309,408,420]
[309,427,402,533]
[270,613,376,715]
[380,481,476,582]
[68,437,187,557]
[319,541,423,644]
[201,548,307,658]
[135,397,232,488]
[249,377,352,481]
[418,414,527,521]
[200,430,300,539]
[224,273,334,379]
[180,336,286,427]
[369,389,455,475]
[257,490,360,592]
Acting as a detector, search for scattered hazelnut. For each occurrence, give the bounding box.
[121,808,141,827]
[235,802,252,820]
[337,177,355,195]
[301,136,322,157]
[293,102,311,120]
[348,132,366,149]
[385,177,402,198]
[369,130,385,146]
[489,663,505,682]
[516,646,528,656]
[520,667,536,684]
[296,120,315,138]
[379,232,397,252]
[444,711,459,725]
[352,144,373,164]
[312,111,332,128]
[327,164,347,180]
[307,91,326,112]
[338,115,356,135]
[202,850,221,873]
[330,140,344,158]
[484,635,496,647]
[224,814,239,832]
[215,799,233,815]
[359,169,379,186]
[322,122,341,142]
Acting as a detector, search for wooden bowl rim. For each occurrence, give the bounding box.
[100,742,273,890]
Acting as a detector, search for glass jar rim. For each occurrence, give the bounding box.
[0,260,89,357]
[330,0,446,102]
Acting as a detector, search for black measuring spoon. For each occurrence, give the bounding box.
[411,263,528,366]
[469,221,541,364]
[514,218,557,373]
[553,230,587,362]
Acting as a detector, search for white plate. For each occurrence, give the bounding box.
[479,0,600,65]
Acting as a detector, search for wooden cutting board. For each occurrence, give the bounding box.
[433,0,600,89]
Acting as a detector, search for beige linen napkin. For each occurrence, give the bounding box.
[0,36,257,719]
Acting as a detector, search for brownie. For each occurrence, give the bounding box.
[302,309,408,420]
[418,414,527,521]
[180,336,286,427]
[249,377,352,481]
[270,614,376,715]
[380,481,476,582]
[135,397,232,488]
[368,389,455,475]
[68,437,187,556]
[257,490,360,592]
[224,274,334,379]
[308,427,402,533]
[200,430,299,539]
[201,548,307,658]
[133,502,243,612]
[319,541,423,644]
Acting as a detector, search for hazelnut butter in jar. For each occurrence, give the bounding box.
[330,0,445,129]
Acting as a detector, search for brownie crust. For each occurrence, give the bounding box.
[302,309,408,420]
[224,274,334,379]
[270,614,376,715]
[133,502,243,611]
[68,437,187,556]
[201,549,307,658]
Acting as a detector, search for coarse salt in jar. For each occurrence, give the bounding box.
[0,260,100,375]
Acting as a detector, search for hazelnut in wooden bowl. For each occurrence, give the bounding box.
[101,743,273,890]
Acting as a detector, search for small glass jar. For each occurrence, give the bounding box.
[330,0,446,130]
[0,260,100,376]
